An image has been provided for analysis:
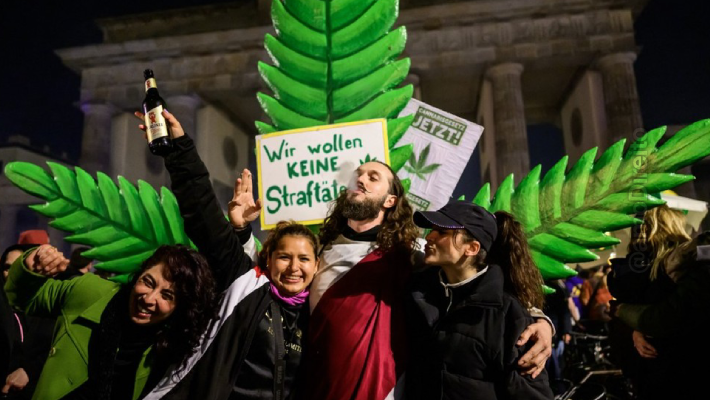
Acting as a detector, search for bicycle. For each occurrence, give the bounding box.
[550,330,634,400]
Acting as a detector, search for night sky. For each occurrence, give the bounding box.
[1,0,709,196]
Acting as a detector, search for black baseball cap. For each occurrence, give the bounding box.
[414,201,498,252]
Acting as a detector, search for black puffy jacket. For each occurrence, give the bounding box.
[405,264,553,400]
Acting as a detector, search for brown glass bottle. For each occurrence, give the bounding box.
[142,69,172,155]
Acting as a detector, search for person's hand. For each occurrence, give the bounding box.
[632,330,658,359]
[25,245,69,277]
[563,333,571,345]
[2,368,29,394]
[228,169,262,229]
[517,319,553,378]
[133,109,184,139]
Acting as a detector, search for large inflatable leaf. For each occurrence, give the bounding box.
[257,0,414,171]
[4,162,192,282]
[470,120,710,280]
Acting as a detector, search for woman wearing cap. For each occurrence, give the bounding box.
[405,201,553,400]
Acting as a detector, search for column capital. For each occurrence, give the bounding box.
[79,102,118,117]
[404,73,420,86]
[595,52,638,71]
[258,0,272,24]
[166,94,203,111]
[404,73,422,100]
[485,62,524,79]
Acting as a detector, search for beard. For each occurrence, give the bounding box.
[341,192,388,221]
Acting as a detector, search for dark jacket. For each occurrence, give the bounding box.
[6,310,54,400]
[405,265,552,400]
[608,255,675,305]
[543,280,572,340]
[1,274,21,388]
[615,249,710,399]
[144,135,307,400]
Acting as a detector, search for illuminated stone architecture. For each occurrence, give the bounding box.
[15,0,708,249]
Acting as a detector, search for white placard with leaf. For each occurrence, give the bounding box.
[396,98,483,211]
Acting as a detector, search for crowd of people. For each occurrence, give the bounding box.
[2,108,708,400]
[539,205,710,400]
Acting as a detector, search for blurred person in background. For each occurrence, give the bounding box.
[55,247,93,281]
[1,244,55,399]
[608,205,692,400]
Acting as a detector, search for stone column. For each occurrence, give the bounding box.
[485,63,529,182]
[258,0,272,24]
[79,103,117,176]
[0,204,20,252]
[595,52,643,147]
[673,166,698,199]
[691,159,710,232]
[166,95,202,137]
[404,73,422,101]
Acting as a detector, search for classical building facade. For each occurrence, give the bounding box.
[56,0,651,189]
[9,0,708,246]
[0,140,72,252]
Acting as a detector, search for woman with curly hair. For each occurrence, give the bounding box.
[3,244,217,400]
[137,110,319,400]
[406,201,553,400]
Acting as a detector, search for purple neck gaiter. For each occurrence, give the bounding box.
[270,282,309,306]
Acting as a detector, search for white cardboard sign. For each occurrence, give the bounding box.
[256,119,389,229]
[396,98,483,211]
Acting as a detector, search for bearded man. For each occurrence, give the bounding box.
[301,161,553,400]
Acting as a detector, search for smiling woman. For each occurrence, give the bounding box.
[130,264,177,325]
[2,244,217,400]
[258,222,320,298]
[135,109,322,400]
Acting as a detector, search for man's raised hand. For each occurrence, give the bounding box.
[228,169,262,229]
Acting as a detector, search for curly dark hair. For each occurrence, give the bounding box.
[129,245,218,372]
[485,211,545,309]
[258,220,319,268]
[319,161,419,254]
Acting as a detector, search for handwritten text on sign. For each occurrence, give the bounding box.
[256,119,389,229]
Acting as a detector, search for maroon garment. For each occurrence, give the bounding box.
[302,250,410,400]
[17,230,49,245]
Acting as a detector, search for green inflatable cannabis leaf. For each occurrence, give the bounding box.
[256,0,415,171]
[469,120,710,281]
[4,162,192,283]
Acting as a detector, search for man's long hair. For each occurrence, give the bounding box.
[319,162,419,254]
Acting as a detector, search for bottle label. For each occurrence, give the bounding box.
[144,105,169,142]
[145,78,157,92]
